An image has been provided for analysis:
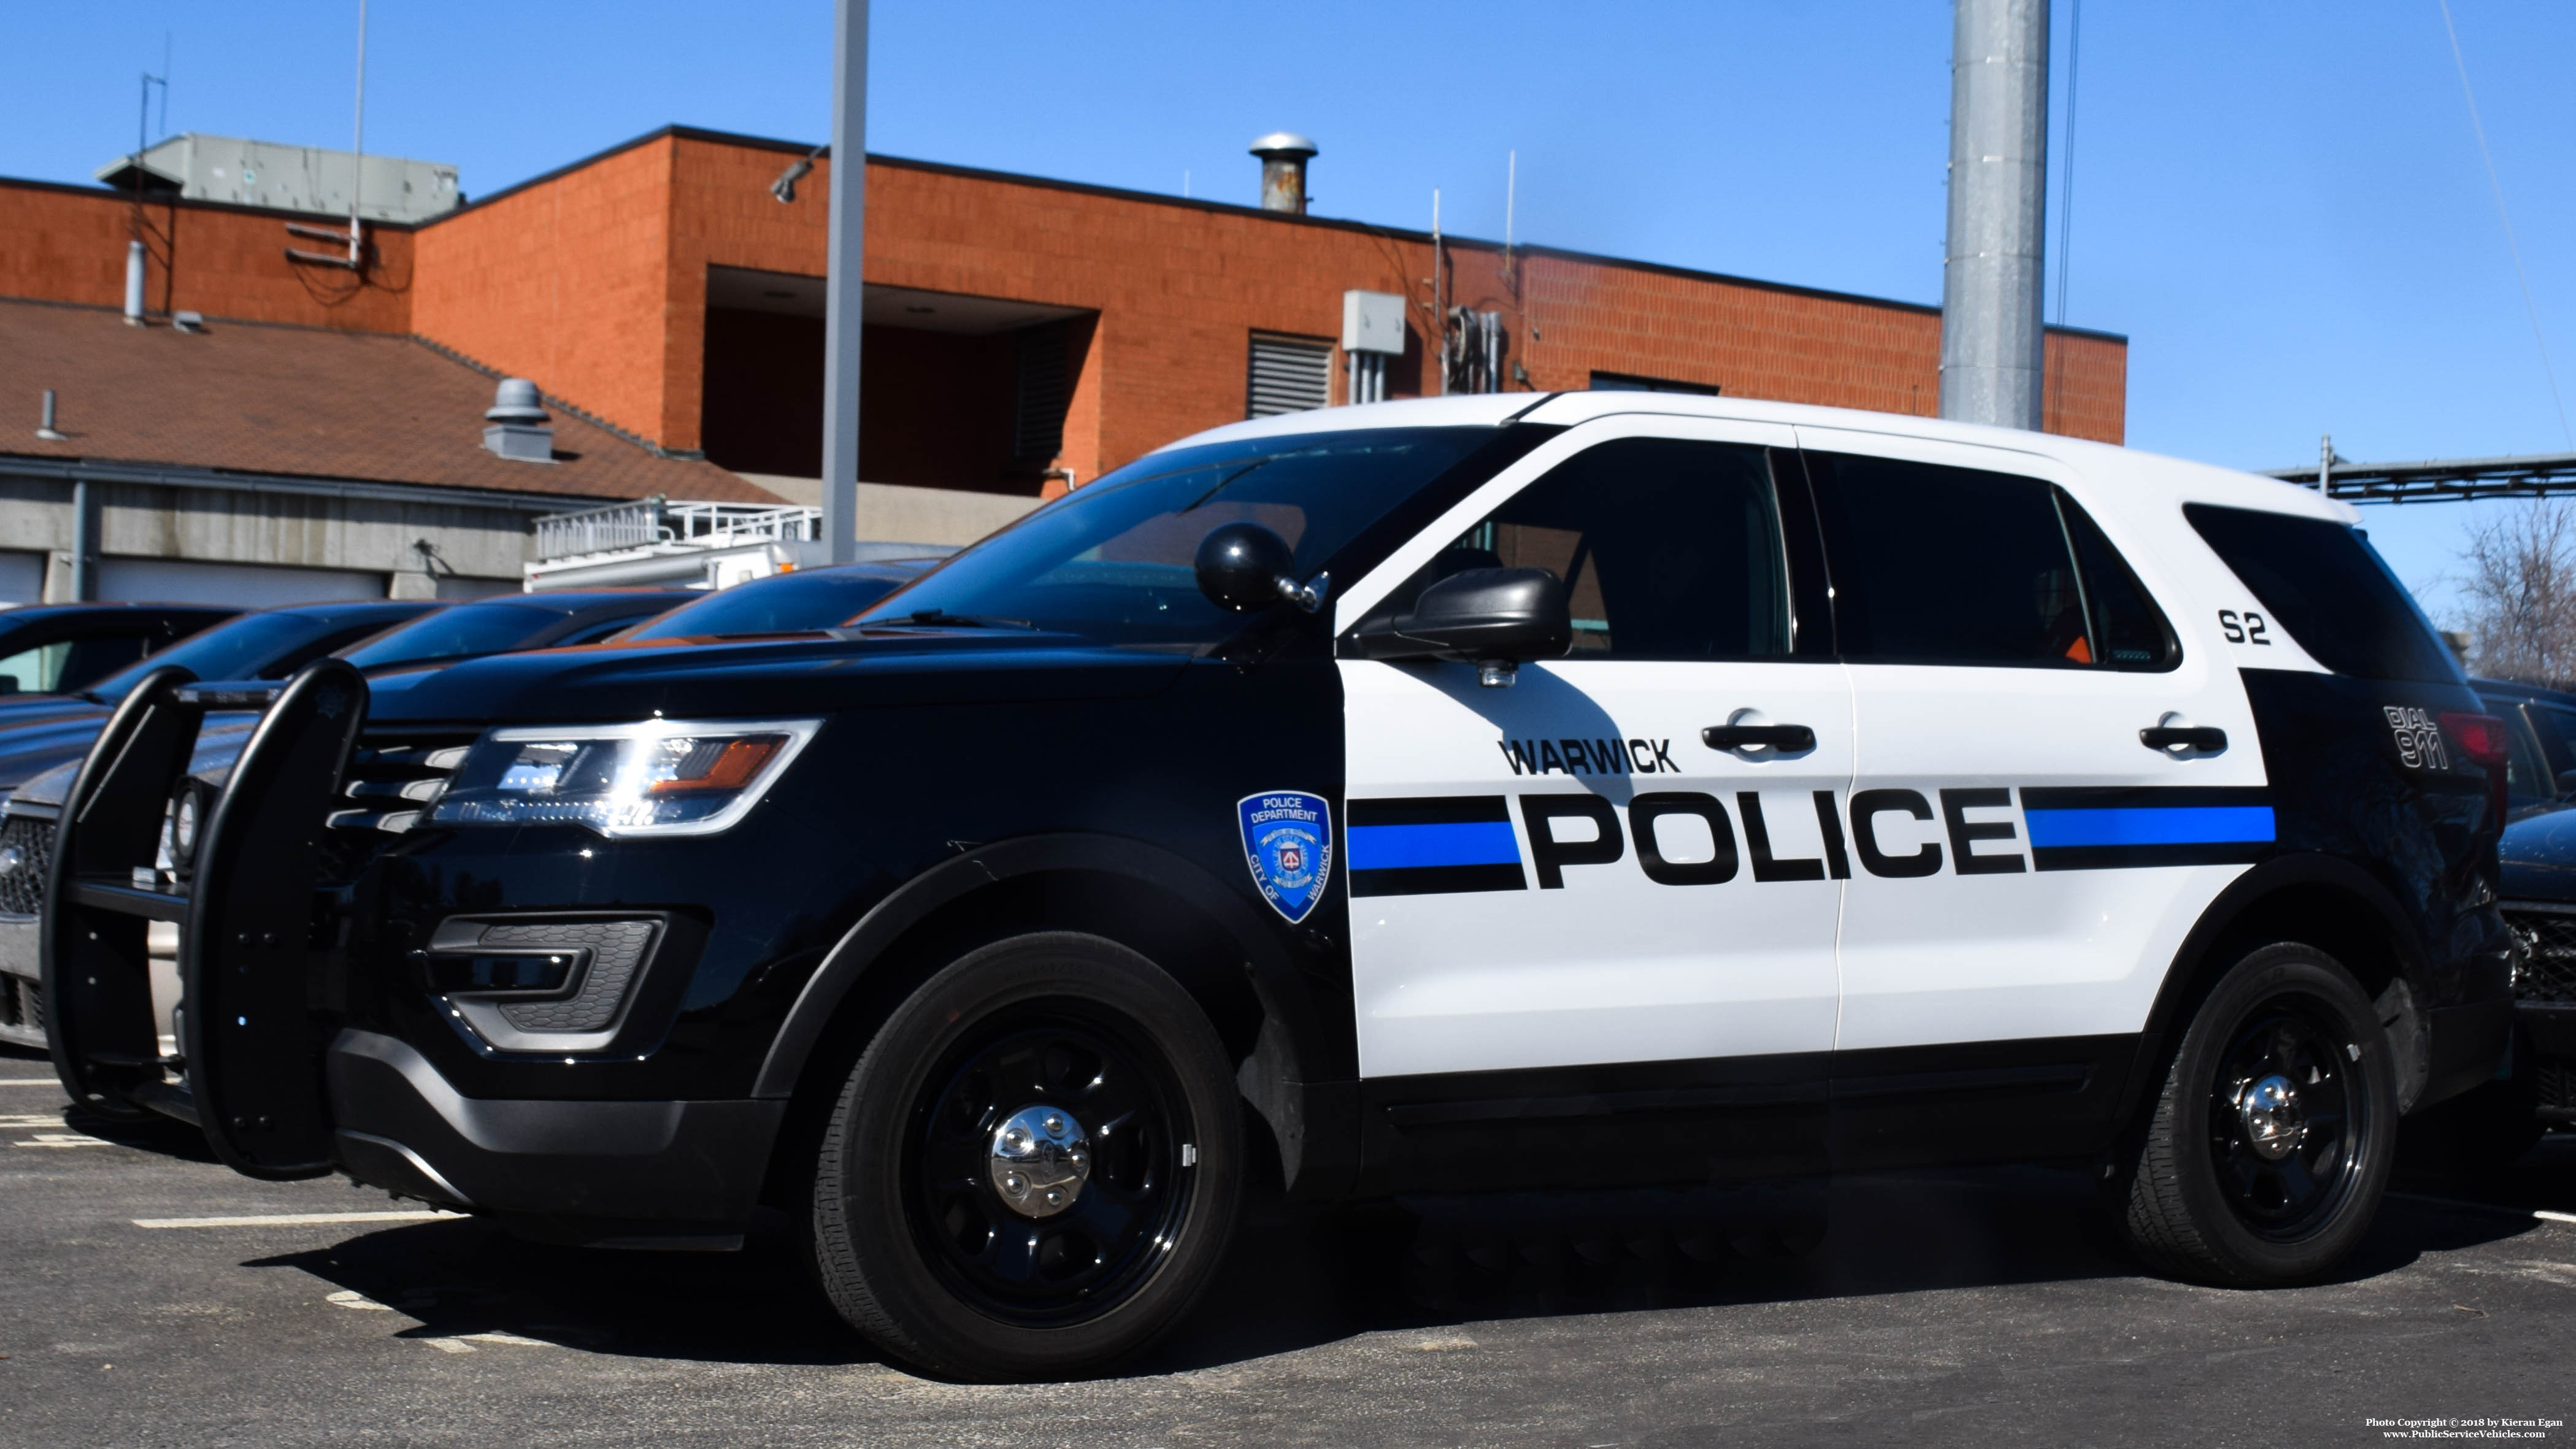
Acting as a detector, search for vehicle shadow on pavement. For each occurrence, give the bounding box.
[235,1151,2554,1380]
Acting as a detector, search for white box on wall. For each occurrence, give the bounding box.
[1341,291,1405,356]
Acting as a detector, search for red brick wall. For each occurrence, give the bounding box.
[410,138,679,448]
[0,179,415,333]
[2,137,2129,474]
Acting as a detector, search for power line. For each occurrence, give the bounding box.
[2436,0,2573,449]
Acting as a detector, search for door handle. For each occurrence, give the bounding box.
[1704,723,1817,752]
[2140,725,2227,752]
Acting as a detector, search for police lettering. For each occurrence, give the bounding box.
[1506,787,2025,886]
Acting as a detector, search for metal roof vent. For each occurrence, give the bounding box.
[483,377,555,463]
[1248,133,1317,214]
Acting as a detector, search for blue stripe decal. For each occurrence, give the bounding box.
[1347,821,1522,871]
[2023,805,2277,850]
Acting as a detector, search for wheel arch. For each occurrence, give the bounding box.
[2115,853,2437,1132]
[752,833,1355,1202]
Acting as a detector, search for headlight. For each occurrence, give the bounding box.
[426,718,820,837]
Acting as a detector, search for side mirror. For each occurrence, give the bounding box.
[1195,522,1327,614]
[1356,567,1572,686]
[2556,769,2576,796]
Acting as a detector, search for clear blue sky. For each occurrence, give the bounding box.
[7,2,2573,621]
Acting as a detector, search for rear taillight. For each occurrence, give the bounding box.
[2440,711,2510,769]
[2442,710,2512,827]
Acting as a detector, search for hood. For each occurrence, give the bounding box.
[2500,804,2576,899]
[0,707,113,793]
[0,694,113,729]
[359,629,1191,727]
[0,712,258,813]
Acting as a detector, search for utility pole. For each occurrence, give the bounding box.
[1939,0,2048,430]
[820,0,868,563]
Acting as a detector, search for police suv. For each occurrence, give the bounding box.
[43,393,2515,1380]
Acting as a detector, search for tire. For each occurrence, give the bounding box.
[809,932,1244,1380]
[2116,940,2397,1286]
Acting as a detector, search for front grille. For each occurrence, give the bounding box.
[2504,905,2576,1004]
[0,815,55,917]
[317,732,476,883]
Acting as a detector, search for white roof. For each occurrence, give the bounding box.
[1162,394,2351,525]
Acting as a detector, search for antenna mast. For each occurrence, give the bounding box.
[348,0,367,268]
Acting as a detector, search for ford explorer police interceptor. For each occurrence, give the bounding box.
[41,393,2516,1380]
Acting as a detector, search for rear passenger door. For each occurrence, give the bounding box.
[1797,430,2266,1143]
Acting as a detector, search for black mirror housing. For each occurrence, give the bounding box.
[1359,566,1573,664]
[1195,521,1298,613]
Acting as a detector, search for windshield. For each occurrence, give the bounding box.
[851,426,1498,647]
[339,602,570,670]
[85,612,358,701]
[620,567,922,642]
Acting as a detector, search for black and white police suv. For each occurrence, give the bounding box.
[42,393,2515,1379]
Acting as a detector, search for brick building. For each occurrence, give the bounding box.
[1,124,2126,602]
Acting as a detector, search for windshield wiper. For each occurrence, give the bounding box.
[890,609,1036,631]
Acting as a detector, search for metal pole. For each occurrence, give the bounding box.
[1432,188,1445,396]
[350,0,366,269]
[1939,0,2049,430]
[820,0,868,565]
[71,480,101,601]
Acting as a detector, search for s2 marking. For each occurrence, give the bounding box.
[2217,609,2270,645]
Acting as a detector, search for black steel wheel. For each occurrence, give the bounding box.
[2115,940,2397,1286]
[905,1005,1191,1325]
[2204,999,2367,1239]
[809,932,1242,1380]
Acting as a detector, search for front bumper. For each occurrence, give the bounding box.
[327,1029,785,1240]
[0,915,39,1050]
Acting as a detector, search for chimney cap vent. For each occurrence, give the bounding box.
[485,377,549,424]
[1247,132,1318,160]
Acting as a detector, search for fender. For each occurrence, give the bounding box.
[750,832,1359,1191]
[2110,851,2435,1132]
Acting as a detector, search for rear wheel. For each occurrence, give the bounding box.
[809,932,1243,1380]
[2117,941,2397,1285]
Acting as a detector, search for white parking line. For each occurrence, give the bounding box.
[14,1132,110,1148]
[2391,1191,2576,1228]
[133,1210,463,1229]
[0,1079,64,1086]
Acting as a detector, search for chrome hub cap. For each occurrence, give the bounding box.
[988,1105,1091,1218]
[2236,1072,2305,1161]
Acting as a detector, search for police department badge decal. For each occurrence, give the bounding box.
[1238,791,1332,924]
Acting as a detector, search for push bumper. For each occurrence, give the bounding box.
[326,1030,784,1237]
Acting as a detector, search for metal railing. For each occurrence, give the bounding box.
[533,496,823,562]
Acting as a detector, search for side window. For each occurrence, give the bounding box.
[2057,494,2180,669]
[0,641,69,694]
[1377,437,1793,660]
[2183,504,2462,684]
[2537,706,2576,775]
[1807,453,2066,666]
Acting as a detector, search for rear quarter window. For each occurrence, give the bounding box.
[2183,503,2462,684]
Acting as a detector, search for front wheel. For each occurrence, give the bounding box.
[809,932,1244,1380]
[2115,940,2397,1286]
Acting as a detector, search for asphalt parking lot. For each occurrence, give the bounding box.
[1,1042,2568,1449]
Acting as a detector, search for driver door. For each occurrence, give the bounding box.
[1336,416,1850,1188]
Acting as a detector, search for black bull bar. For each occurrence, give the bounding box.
[42,658,369,1180]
